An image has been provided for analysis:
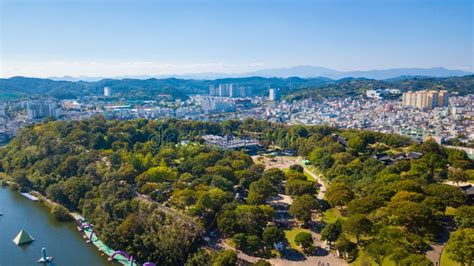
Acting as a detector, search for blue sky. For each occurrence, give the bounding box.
[0,0,472,77]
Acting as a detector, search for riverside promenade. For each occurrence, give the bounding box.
[71,213,138,266]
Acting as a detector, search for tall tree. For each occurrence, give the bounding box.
[446,228,474,266]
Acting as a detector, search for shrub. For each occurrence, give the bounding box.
[51,204,72,221]
[289,164,304,173]
[10,183,19,191]
[294,231,314,251]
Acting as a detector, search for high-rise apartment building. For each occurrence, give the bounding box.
[209,85,217,96]
[218,84,230,97]
[269,88,280,101]
[104,87,112,97]
[0,105,6,117]
[237,86,252,97]
[27,101,61,120]
[229,84,238,97]
[210,84,252,98]
[402,90,449,110]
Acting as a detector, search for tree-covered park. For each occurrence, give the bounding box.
[0,116,472,265]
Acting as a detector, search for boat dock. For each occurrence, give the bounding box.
[70,213,137,266]
[20,193,39,201]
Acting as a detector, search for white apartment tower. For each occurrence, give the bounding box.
[269,88,280,101]
[104,87,112,97]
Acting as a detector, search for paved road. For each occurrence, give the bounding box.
[426,242,444,266]
[304,168,326,200]
[426,229,450,266]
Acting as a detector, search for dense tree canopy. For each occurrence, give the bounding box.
[0,117,472,265]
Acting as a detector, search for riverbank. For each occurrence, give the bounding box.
[0,186,109,265]
[71,213,137,266]
[0,179,136,266]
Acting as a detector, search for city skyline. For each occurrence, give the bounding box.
[1,0,472,78]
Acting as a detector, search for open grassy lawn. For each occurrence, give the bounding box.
[441,249,460,266]
[284,228,311,250]
[445,206,457,216]
[322,208,346,224]
[304,171,316,182]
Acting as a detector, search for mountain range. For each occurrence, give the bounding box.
[48,66,472,81]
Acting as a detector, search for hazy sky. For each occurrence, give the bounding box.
[0,0,472,77]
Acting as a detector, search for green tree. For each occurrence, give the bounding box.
[335,236,357,260]
[262,226,285,247]
[46,183,68,205]
[62,177,92,208]
[51,204,71,221]
[425,184,466,207]
[57,156,80,177]
[212,250,237,266]
[246,235,263,254]
[454,206,474,229]
[326,183,354,208]
[136,166,177,183]
[289,194,319,226]
[285,179,316,196]
[294,232,313,251]
[347,196,383,215]
[386,201,433,233]
[348,136,366,153]
[289,164,304,173]
[185,248,213,266]
[390,191,424,203]
[171,189,197,208]
[366,240,394,265]
[343,214,372,243]
[446,228,474,266]
[232,233,247,250]
[262,168,286,186]
[247,178,277,205]
[449,167,468,185]
[399,254,432,266]
[320,221,342,244]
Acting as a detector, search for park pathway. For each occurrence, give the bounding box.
[296,157,327,200]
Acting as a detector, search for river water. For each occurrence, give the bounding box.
[0,186,109,266]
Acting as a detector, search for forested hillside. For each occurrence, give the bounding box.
[0,117,473,265]
[0,76,328,100]
[287,75,474,100]
[1,75,472,100]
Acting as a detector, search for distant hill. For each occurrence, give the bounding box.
[1,75,472,100]
[0,76,329,100]
[46,66,472,81]
[287,75,474,100]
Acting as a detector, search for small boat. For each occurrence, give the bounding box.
[37,247,54,264]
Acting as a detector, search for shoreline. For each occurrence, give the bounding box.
[0,178,138,266]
